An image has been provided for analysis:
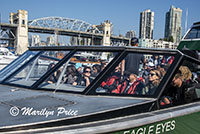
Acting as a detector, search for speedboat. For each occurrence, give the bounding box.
[0,47,17,70]
[0,22,200,133]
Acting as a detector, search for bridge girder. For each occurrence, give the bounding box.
[0,29,16,41]
[28,17,101,34]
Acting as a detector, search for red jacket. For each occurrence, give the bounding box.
[112,77,144,94]
[101,75,120,92]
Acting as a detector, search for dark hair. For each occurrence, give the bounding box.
[93,64,101,72]
[48,63,55,70]
[66,65,77,76]
[83,66,91,73]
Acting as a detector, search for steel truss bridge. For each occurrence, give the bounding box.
[0,16,129,46]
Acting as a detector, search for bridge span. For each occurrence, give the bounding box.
[0,10,130,54]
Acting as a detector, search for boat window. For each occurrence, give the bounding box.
[6,51,70,86]
[95,52,174,97]
[160,58,200,107]
[184,26,200,39]
[38,51,118,92]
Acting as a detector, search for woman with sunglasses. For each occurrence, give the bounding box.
[73,66,93,87]
[142,69,162,95]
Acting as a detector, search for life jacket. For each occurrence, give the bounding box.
[162,57,166,64]
[101,75,120,92]
[168,56,174,64]
[112,77,144,94]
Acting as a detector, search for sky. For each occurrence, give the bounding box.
[1,0,200,40]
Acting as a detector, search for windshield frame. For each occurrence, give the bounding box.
[183,24,200,40]
[0,46,179,98]
[84,47,178,98]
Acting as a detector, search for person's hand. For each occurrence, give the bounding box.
[72,82,77,86]
[85,77,90,87]
[163,97,170,104]
[84,76,89,80]
[48,81,53,84]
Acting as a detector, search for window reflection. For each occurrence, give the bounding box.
[39,51,117,92]
[184,27,200,39]
[160,59,200,107]
[97,53,174,97]
[7,51,69,86]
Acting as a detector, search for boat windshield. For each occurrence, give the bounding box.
[38,51,117,92]
[5,51,70,86]
[1,50,117,93]
[184,26,200,39]
[95,52,174,97]
[0,48,175,98]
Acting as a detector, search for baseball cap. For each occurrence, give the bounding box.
[75,63,82,69]
[148,62,155,68]
[131,37,139,44]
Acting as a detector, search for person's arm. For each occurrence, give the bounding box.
[73,75,81,86]
[84,77,90,87]
[121,60,125,80]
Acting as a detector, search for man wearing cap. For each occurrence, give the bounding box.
[75,63,82,72]
[121,37,144,78]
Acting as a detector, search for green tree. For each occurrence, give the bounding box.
[163,36,174,42]
[168,36,174,42]
[163,37,168,41]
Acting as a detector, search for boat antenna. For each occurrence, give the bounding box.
[184,8,188,34]
[0,13,1,30]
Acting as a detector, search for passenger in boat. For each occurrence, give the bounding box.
[65,65,78,84]
[112,73,144,94]
[91,64,101,78]
[149,55,161,68]
[73,66,93,87]
[167,56,174,65]
[121,37,145,78]
[100,60,107,71]
[161,66,194,106]
[75,63,83,74]
[141,65,149,85]
[101,64,121,92]
[47,63,61,84]
[142,69,163,95]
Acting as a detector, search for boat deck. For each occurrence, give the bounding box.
[0,85,152,128]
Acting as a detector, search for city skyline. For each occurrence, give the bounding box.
[1,0,200,40]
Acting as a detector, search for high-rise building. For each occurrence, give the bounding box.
[139,9,154,39]
[164,6,182,43]
[31,35,40,46]
[47,36,55,46]
[126,30,136,38]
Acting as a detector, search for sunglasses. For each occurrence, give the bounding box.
[84,71,91,73]
[149,73,157,77]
